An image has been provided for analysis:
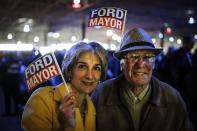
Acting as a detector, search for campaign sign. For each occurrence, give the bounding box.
[25,53,61,91]
[88,7,127,31]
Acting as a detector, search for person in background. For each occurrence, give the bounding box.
[153,45,177,83]
[0,54,21,116]
[21,42,108,131]
[91,28,193,131]
[106,50,121,79]
[167,36,195,103]
[186,48,197,131]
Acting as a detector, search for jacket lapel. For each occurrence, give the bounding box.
[75,95,96,131]
[140,77,167,130]
[53,84,96,131]
[84,95,96,131]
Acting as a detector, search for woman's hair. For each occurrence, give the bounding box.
[62,41,108,82]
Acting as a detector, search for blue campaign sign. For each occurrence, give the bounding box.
[88,7,127,31]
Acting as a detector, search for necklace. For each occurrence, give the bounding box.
[80,100,87,124]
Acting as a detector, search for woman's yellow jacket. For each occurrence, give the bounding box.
[21,83,96,131]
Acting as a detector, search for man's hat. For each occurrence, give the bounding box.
[114,28,163,60]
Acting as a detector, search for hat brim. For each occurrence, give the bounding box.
[114,46,163,60]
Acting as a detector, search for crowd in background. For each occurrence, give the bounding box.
[154,36,197,130]
[0,39,197,129]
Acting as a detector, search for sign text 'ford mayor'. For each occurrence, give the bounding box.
[25,53,61,91]
[88,7,127,31]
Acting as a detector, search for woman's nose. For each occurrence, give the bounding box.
[85,69,93,79]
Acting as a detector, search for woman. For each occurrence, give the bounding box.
[21,42,108,131]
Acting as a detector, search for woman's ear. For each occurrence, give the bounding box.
[67,70,72,81]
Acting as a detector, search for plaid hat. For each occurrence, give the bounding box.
[114,28,163,60]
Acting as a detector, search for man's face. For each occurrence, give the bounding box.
[121,50,156,87]
[70,52,102,94]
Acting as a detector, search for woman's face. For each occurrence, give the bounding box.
[70,52,102,94]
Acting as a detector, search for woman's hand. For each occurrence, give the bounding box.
[58,92,77,131]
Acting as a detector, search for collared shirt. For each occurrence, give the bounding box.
[123,84,151,131]
[125,85,150,103]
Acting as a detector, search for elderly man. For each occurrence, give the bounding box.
[91,28,193,131]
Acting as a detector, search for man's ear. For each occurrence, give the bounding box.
[120,59,125,71]
[152,62,155,69]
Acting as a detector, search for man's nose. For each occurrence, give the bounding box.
[135,57,146,66]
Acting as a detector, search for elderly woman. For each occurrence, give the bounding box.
[21,42,108,131]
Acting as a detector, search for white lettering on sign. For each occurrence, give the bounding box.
[25,54,53,78]
[90,8,125,19]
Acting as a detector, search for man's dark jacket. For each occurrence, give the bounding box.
[91,74,193,131]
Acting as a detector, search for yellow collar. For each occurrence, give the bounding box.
[53,83,71,102]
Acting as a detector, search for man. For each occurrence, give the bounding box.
[91,28,193,131]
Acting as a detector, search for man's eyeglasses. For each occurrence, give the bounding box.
[124,54,156,63]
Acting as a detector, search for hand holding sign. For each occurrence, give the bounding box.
[58,92,77,130]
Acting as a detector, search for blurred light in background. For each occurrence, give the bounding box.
[34,50,40,56]
[53,32,60,38]
[117,36,121,43]
[48,32,54,37]
[106,30,113,37]
[23,24,30,32]
[152,38,156,43]
[83,38,89,42]
[110,44,116,50]
[7,33,13,39]
[188,17,195,24]
[33,36,39,43]
[177,39,182,45]
[112,34,118,41]
[17,41,22,44]
[166,27,172,35]
[194,34,197,40]
[71,36,77,42]
[72,0,81,9]
[0,44,33,51]
[158,32,164,39]
[0,42,118,54]
[169,37,174,42]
